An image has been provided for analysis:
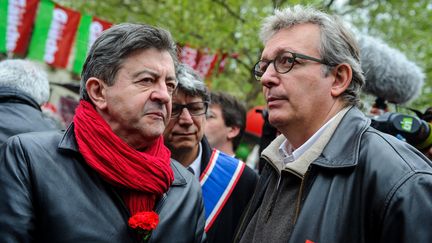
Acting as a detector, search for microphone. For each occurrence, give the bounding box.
[357,35,425,104]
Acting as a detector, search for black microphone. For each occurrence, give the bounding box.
[357,35,425,104]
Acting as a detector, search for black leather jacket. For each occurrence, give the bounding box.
[0,125,205,243]
[0,87,57,145]
[235,107,432,242]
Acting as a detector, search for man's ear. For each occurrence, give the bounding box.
[86,77,108,110]
[227,126,241,140]
[330,63,352,97]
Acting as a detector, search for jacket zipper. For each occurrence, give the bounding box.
[266,163,283,221]
[293,166,311,224]
[233,156,279,242]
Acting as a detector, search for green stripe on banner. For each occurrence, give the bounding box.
[27,0,54,61]
[72,14,92,74]
[0,0,8,53]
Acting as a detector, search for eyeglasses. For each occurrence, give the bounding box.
[253,51,336,81]
[171,101,208,118]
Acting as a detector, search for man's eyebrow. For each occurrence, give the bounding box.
[132,68,176,82]
[166,75,176,82]
[131,68,158,79]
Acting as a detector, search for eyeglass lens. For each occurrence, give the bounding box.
[172,102,207,117]
[254,52,296,80]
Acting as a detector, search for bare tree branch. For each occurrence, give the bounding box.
[212,0,246,23]
[326,0,335,9]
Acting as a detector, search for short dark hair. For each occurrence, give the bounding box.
[80,23,178,101]
[210,91,246,150]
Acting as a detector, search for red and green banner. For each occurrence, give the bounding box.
[72,15,112,74]
[195,49,218,78]
[27,0,80,68]
[180,44,199,69]
[1,0,231,78]
[0,0,39,55]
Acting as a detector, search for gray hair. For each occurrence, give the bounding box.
[80,23,178,101]
[0,59,50,105]
[175,63,210,103]
[260,5,365,107]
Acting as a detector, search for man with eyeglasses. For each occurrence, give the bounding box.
[164,63,258,243]
[234,5,432,243]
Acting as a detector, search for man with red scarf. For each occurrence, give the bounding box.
[0,24,205,242]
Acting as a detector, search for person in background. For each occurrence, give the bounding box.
[164,63,258,243]
[369,97,388,116]
[205,91,247,157]
[0,23,205,243]
[234,5,432,243]
[0,59,58,145]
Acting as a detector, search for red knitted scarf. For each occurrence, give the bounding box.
[73,100,173,215]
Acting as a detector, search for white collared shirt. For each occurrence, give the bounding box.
[188,143,203,181]
[279,115,338,165]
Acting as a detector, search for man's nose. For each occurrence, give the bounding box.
[150,81,171,103]
[178,108,194,124]
[260,63,280,88]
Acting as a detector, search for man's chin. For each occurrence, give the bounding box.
[268,115,287,129]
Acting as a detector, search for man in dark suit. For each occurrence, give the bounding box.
[164,63,258,243]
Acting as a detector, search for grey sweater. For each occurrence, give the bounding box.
[239,107,349,242]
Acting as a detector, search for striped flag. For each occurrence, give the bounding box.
[72,15,112,74]
[27,0,80,68]
[0,0,39,55]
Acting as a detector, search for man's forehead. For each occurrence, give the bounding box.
[262,24,320,57]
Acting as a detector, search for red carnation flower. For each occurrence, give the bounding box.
[128,211,159,242]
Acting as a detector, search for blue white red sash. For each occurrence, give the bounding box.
[200,149,245,232]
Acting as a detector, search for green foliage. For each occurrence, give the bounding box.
[57,0,432,111]
[340,0,432,111]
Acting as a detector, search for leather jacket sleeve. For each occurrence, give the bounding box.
[0,136,35,243]
[379,172,432,242]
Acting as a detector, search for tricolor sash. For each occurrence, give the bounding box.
[200,149,246,232]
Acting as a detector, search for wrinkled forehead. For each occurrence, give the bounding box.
[262,24,322,58]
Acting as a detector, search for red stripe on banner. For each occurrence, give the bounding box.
[88,17,112,50]
[217,53,228,73]
[47,4,80,68]
[195,49,218,79]
[199,149,218,182]
[179,44,199,69]
[12,0,39,55]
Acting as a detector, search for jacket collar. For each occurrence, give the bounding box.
[314,106,370,168]
[58,123,79,152]
[200,136,213,174]
[0,87,41,110]
[58,123,187,186]
[262,106,370,171]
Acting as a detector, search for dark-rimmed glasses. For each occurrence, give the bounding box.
[253,51,336,81]
[171,101,208,118]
